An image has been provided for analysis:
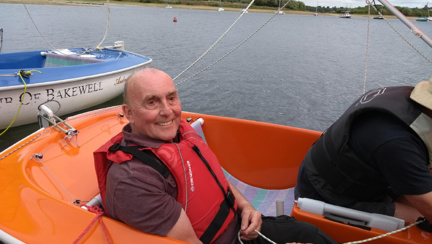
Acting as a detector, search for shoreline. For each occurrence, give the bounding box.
[0,0,405,18]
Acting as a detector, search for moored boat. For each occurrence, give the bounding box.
[416,16,431,21]
[339,11,352,18]
[0,42,152,130]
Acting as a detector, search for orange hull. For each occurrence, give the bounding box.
[0,106,430,243]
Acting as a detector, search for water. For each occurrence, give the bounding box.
[1,3,432,151]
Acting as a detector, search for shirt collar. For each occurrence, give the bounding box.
[122,123,180,148]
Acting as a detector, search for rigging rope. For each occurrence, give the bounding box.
[367,0,432,64]
[21,0,111,53]
[21,0,58,51]
[173,0,257,81]
[174,0,293,86]
[363,3,371,95]
[95,0,111,49]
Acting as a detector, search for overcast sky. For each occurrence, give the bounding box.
[299,0,429,8]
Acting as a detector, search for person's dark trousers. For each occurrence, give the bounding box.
[243,215,338,244]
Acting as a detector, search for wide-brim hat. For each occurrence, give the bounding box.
[410,78,432,110]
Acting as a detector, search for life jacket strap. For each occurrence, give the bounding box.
[109,143,170,178]
[200,197,232,244]
[191,145,237,243]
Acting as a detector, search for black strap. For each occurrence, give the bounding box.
[192,145,236,243]
[200,199,232,243]
[109,143,170,178]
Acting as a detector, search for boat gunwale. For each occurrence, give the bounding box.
[0,49,152,89]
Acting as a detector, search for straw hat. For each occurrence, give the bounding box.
[410,78,432,110]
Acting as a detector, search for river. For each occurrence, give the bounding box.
[1,2,432,151]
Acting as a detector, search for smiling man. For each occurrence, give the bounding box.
[122,68,181,141]
[94,68,337,244]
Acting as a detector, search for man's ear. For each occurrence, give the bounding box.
[122,104,133,122]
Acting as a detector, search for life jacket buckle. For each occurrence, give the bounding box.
[109,143,121,152]
[226,187,235,209]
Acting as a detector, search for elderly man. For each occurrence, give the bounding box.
[95,68,337,244]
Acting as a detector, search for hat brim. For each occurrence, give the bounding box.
[410,81,432,110]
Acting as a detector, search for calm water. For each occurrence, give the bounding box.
[1,3,432,151]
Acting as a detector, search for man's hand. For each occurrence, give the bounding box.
[239,206,262,240]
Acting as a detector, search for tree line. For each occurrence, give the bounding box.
[129,0,430,17]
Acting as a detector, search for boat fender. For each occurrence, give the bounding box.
[417,217,432,232]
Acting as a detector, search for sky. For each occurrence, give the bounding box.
[299,0,429,8]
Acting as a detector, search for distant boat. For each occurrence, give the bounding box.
[241,2,248,13]
[416,2,432,21]
[218,0,224,11]
[339,11,351,18]
[416,16,431,21]
[275,0,284,15]
[314,3,318,16]
[165,0,172,9]
[373,16,384,19]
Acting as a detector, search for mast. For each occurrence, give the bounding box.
[377,0,432,48]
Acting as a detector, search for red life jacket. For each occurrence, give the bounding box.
[93,120,237,243]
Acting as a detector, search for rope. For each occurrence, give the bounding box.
[21,0,111,53]
[0,126,53,161]
[367,0,432,64]
[175,0,292,86]
[236,218,425,244]
[238,230,276,244]
[0,69,41,136]
[95,0,110,49]
[342,218,426,244]
[363,2,371,95]
[32,153,80,204]
[73,205,112,244]
[174,0,293,86]
[172,0,257,81]
[21,0,58,51]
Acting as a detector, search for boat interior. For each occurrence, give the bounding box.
[0,106,430,243]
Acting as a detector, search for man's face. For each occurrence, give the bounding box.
[123,70,182,141]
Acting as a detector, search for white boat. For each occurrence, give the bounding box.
[275,0,284,15]
[416,2,431,21]
[241,2,248,13]
[339,11,352,18]
[218,0,224,11]
[0,42,152,130]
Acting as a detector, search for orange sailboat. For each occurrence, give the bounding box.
[0,105,430,243]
